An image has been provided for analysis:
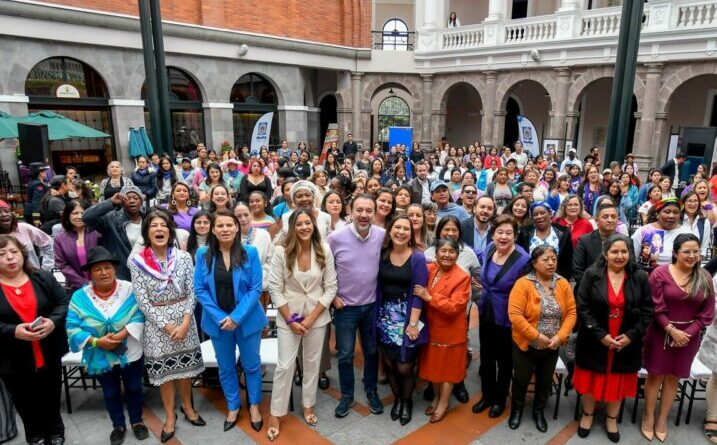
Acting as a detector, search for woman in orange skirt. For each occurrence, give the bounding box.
[415,238,471,424]
[573,234,653,442]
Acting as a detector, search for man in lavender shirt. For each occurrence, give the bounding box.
[328,194,385,418]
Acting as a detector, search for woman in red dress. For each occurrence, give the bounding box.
[414,238,471,424]
[573,234,653,442]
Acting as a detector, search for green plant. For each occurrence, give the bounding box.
[220,140,232,153]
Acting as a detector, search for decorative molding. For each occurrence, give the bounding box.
[108,99,144,107]
[277,105,311,111]
[202,102,233,109]
[0,94,29,103]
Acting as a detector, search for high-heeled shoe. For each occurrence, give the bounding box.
[180,406,206,427]
[161,413,177,443]
[429,407,447,423]
[224,409,239,432]
[604,414,620,443]
[577,411,593,438]
[250,411,263,432]
[655,428,668,442]
[390,399,402,421]
[641,415,655,441]
[399,399,413,426]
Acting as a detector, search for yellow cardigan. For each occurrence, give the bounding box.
[508,275,577,351]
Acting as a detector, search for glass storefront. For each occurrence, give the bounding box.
[231,73,278,150]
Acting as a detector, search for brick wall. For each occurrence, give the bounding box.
[40,0,371,47]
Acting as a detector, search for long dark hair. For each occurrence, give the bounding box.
[594,234,637,273]
[186,210,212,260]
[204,162,225,187]
[60,199,88,232]
[140,208,177,248]
[381,214,415,260]
[156,156,177,190]
[672,233,713,301]
[205,209,247,269]
[167,182,192,213]
[434,215,463,248]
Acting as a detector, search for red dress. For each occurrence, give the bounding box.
[573,276,637,402]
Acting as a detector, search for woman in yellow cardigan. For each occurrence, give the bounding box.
[507,245,576,433]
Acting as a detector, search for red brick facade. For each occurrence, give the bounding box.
[41,0,371,47]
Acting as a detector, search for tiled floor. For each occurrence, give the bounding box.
[5,319,711,445]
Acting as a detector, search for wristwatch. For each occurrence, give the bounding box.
[409,322,418,328]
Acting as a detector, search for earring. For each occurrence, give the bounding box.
[187,199,192,207]
[171,199,176,206]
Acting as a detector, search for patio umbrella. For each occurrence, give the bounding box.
[17,110,110,140]
[0,112,18,139]
[128,127,155,159]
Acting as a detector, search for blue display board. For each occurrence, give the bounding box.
[389,126,414,176]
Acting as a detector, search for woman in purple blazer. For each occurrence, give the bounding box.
[53,200,102,293]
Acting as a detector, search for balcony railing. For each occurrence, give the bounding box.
[371,30,415,51]
[414,0,715,55]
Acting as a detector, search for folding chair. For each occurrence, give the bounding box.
[677,357,712,425]
[61,351,94,413]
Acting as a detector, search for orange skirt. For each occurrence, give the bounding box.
[417,341,467,384]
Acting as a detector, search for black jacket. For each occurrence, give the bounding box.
[0,270,69,374]
[342,141,358,158]
[573,230,635,290]
[82,200,143,280]
[517,223,574,279]
[574,265,653,373]
[660,159,678,182]
[131,169,157,200]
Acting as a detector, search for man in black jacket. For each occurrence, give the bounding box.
[39,175,70,235]
[573,202,633,290]
[341,133,358,160]
[82,186,144,280]
[659,152,686,192]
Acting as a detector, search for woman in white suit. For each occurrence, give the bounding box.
[266,209,337,441]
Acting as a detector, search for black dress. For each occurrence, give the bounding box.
[377,257,415,361]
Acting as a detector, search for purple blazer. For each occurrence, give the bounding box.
[374,249,429,362]
[479,242,530,328]
[53,229,102,291]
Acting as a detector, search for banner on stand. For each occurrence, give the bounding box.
[250,112,273,154]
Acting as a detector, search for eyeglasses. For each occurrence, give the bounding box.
[463,190,477,195]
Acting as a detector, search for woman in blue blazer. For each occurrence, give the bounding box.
[194,209,268,433]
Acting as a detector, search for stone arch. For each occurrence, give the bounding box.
[159,62,209,103]
[24,55,112,98]
[567,66,645,113]
[432,74,486,112]
[227,70,286,106]
[657,61,717,114]
[362,75,421,112]
[495,72,556,112]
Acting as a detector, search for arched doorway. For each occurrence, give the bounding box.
[230,73,279,150]
[142,66,205,155]
[318,95,337,147]
[25,56,114,176]
[444,83,482,146]
[503,97,520,149]
[572,77,636,160]
[377,96,410,150]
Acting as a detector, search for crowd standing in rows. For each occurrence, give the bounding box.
[2,137,717,445]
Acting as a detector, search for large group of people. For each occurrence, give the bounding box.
[2,137,717,445]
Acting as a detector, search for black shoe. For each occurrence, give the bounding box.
[577,411,594,438]
[251,418,263,432]
[294,371,302,386]
[399,399,413,426]
[28,440,45,445]
[318,373,330,390]
[488,404,505,418]
[180,406,206,426]
[452,381,469,404]
[335,397,355,418]
[508,408,523,429]
[110,427,126,445]
[472,398,490,414]
[423,384,435,401]
[224,416,238,432]
[161,413,177,443]
[131,423,149,440]
[533,410,548,433]
[367,390,384,414]
[390,399,402,421]
[605,414,620,443]
[47,437,64,445]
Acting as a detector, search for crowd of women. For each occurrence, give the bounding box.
[3,139,717,445]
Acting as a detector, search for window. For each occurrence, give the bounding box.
[381,18,410,51]
[378,96,410,144]
[26,57,109,99]
[230,73,279,149]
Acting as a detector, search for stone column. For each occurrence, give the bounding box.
[277,105,309,147]
[0,95,29,185]
[423,0,437,29]
[482,71,497,147]
[486,0,505,21]
[564,111,580,159]
[550,68,571,143]
[351,72,363,145]
[421,74,433,150]
[109,100,146,173]
[635,63,663,172]
[494,110,507,149]
[559,0,580,11]
[202,102,234,151]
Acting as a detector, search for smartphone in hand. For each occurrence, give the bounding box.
[29,317,43,331]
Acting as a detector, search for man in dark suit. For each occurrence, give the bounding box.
[573,202,632,290]
[659,152,686,193]
[460,195,495,258]
[341,133,358,161]
[407,161,432,204]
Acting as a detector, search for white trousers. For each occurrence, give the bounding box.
[270,324,327,417]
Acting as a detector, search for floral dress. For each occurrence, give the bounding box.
[377,257,414,360]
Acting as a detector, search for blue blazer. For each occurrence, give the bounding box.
[194,245,268,339]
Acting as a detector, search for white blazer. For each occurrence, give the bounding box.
[268,242,337,329]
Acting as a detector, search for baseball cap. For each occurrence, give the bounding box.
[430,180,449,193]
[568,148,577,154]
